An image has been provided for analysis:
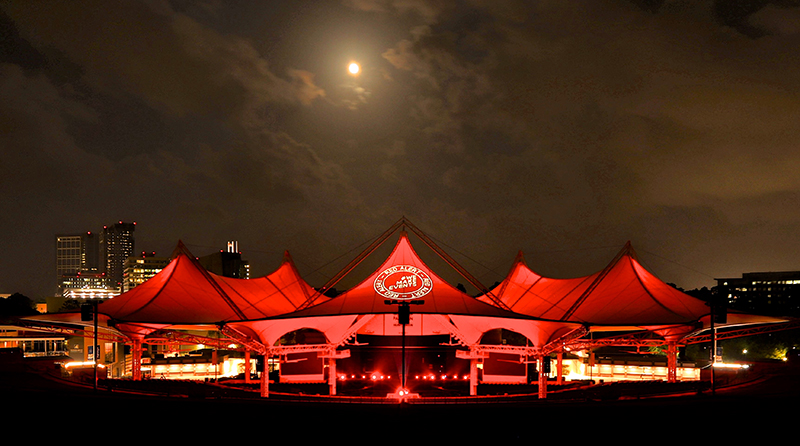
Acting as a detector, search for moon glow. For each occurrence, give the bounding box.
[348,62,360,75]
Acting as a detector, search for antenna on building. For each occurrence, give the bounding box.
[227,241,238,253]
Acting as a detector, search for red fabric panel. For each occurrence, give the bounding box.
[481,250,712,325]
[213,260,317,318]
[99,251,318,324]
[283,234,527,319]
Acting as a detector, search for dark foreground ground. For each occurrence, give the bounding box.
[5,358,798,441]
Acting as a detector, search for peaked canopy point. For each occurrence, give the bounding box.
[478,241,713,328]
[276,231,534,320]
[97,242,317,327]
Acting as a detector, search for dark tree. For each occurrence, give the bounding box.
[685,286,715,302]
[0,292,39,318]
[59,298,83,312]
[667,283,685,292]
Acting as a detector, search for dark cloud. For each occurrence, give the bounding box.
[748,3,800,35]
[2,0,800,299]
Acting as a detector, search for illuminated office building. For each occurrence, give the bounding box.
[100,221,136,291]
[123,252,169,292]
[55,232,99,296]
[198,241,250,279]
[716,271,800,317]
[59,272,119,299]
[56,222,136,297]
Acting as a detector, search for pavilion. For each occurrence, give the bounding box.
[22,218,789,398]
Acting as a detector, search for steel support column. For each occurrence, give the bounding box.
[132,338,142,381]
[457,349,486,396]
[556,352,564,385]
[667,341,678,383]
[260,354,269,398]
[470,358,479,396]
[245,350,251,384]
[538,357,547,399]
[328,357,337,396]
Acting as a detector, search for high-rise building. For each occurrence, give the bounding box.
[58,271,118,299]
[198,241,250,279]
[122,252,169,292]
[716,271,800,317]
[100,221,136,291]
[55,232,99,296]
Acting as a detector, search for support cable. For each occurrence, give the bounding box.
[558,241,632,321]
[403,219,511,311]
[296,217,408,310]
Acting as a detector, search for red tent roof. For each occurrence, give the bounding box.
[480,244,712,326]
[213,252,316,317]
[98,246,317,324]
[277,232,532,319]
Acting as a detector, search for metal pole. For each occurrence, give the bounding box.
[402,316,406,390]
[710,302,716,396]
[712,327,717,396]
[93,299,98,391]
[385,299,422,393]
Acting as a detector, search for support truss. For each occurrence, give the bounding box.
[269,343,347,356]
[469,344,541,356]
[564,331,668,351]
[220,325,268,355]
[16,320,127,344]
[146,328,245,351]
[681,320,800,345]
[541,325,590,355]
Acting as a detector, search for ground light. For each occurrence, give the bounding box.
[713,362,750,369]
[388,386,419,401]
[63,361,107,381]
[64,361,106,369]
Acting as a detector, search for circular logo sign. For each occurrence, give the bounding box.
[374,265,433,300]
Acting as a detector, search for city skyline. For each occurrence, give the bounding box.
[32,215,800,309]
[55,221,135,298]
[3,2,800,300]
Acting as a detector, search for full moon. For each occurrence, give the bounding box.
[348,62,360,75]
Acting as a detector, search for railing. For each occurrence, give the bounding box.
[22,350,70,358]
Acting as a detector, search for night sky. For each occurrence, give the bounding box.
[3,1,800,300]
